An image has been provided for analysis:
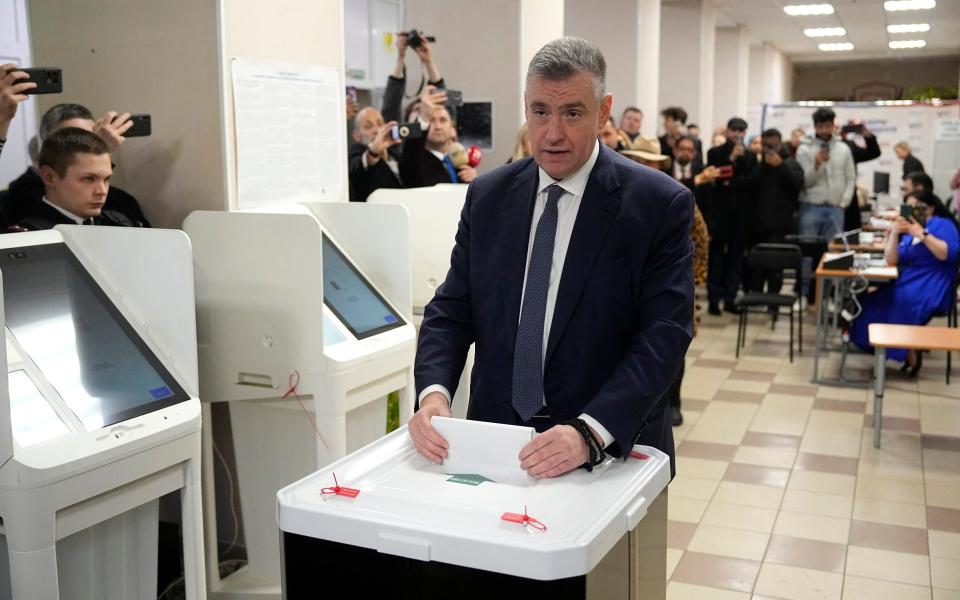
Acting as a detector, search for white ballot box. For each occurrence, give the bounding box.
[0,227,205,600]
[278,427,669,600]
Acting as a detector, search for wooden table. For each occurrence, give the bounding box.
[813,258,898,385]
[868,324,960,447]
[827,242,885,253]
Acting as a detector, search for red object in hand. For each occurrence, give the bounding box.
[467,145,483,167]
[717,165,734,179]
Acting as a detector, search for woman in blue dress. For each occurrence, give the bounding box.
[850,190,960,375]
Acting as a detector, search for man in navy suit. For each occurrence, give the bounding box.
[409,37,694,478]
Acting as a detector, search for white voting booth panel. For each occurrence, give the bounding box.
[368,184,473,420]
[0,227,205,600]
[279,427,670,598]
[185,203,416,599]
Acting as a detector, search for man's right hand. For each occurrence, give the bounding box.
[418,85,447,122]
[408,392,451,464]
[815,148,829,168]
[367,120,400,162]
[93,111,134,150]
[730,142,744,162]
[695,165,720,186]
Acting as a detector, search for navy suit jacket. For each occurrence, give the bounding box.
[414,144,694,471]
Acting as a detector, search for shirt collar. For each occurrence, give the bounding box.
[536,139,600,198]
[42,196,84,224]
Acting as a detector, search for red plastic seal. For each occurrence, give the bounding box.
[321,472,360,498]
[500,506,546,532]
[630,450,649,460]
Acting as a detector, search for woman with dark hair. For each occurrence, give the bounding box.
[850,190,960,375]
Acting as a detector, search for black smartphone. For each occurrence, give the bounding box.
[444,89,463,107]
[125,114,151,137]
[19,67,62,95]
[390,122,424,141]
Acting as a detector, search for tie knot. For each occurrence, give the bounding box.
[546,184,565,207]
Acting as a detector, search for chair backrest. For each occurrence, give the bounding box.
[747,243,803,272]
[783,233,827,257]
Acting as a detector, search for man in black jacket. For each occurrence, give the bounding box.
[746,128,803,294]
[348,107,402,202]
[706,117,759,315]
[842,123,881,231]
[382,31,445,125]
[399,86,477,188]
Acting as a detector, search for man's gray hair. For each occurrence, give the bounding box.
[526,36,607,100]
[38,103,94,144]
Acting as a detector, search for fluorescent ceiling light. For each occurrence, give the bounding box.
[784,4,835,16]
[804,27,846,37]
[884,0,935,11]
[889,39,927,48]
[887,23,931,33]
[819,42,854,51]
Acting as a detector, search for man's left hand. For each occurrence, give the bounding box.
[905,217,925,239]
[458,165,477,183]
[93,111,133,150]
[519,424,589,478]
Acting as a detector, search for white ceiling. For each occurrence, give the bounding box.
[712,0,960,63]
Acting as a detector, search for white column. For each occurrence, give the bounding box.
[713,25,750,129]
[659,0,715,134]
[636,0,661,136]
[519,0,565,120]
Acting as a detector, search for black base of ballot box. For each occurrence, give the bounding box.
[280,493,668,600]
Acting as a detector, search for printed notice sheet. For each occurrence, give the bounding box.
[232,58,344,209]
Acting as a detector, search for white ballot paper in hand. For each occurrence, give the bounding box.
[431,416,535,485]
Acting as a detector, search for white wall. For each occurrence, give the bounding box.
[0,0,36,190]
[748,42,793,108]
[521,0,564,120]
[659,0,715,133]
[713,26,750,130]
[404,0,520,170]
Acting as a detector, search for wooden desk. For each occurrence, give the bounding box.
[868,324,960,447]
[827,242,885,253]
[812,258,898,385]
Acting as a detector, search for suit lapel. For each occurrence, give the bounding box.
[500,159,539,343]
[544,146,622,367]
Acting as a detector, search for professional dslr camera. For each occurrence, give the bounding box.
[405,29,436,49]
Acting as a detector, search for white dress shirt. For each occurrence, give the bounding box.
[420,140,615,449]
[42,197,85,224]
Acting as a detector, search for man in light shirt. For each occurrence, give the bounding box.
[796,107,856,242]
[409,37,693,479]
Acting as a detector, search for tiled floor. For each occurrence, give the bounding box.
[667,302,960,599]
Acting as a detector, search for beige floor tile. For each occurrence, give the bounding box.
[855,477,925,504]
[934,588,960,599]
[789,470,857,496]
[930,530,960,560]
[800,433,862,459]
[685,425,749,446]
[682,366,732,400]
[841,575,932,600]
[858,432,924,464]
[667,582,750,600]
[868,398,922,419]
[932,556,960,591]
[669,475,721,501]
[701,502,779,534]
[687,525,769,561]
[669,497,710,524]
[676,456,729,480]
[733,446,797,469]
[846,546,931,586]
[754,563,843,600]
[774,512,851,544]
[853,497,928,529]
[713,481,785,509]
[667,548,683,579]
[698,400,761,422]
[920,395,960,437]
[721,379,771,394]
[817,386,869,402]
[858,458,924,483]
[928,482,960,510]
[781,489,854,519]
[733,357,782,373]
[749,415,808,437]
[807,409,866,431]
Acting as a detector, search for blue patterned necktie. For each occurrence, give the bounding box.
[442,155,459,183]
[511,184,564,421]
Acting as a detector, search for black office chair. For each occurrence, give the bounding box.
[735,244,803,362]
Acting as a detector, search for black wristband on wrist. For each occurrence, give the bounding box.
[562,418,606,472]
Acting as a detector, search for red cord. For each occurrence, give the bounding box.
[283,370,331,451]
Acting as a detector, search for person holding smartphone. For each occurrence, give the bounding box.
[0,65,36,160]
[849,190,960,376]
[348,107,403,202]
[398,85,477,187]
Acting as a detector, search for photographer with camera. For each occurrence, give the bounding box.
[840,121,881,231]
[3,103,150,228]
[348,107,403,202]
[0,64,35,160]
[399,85,476,188]
[382,30,445,126]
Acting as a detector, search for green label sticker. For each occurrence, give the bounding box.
[447,474,493,486]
